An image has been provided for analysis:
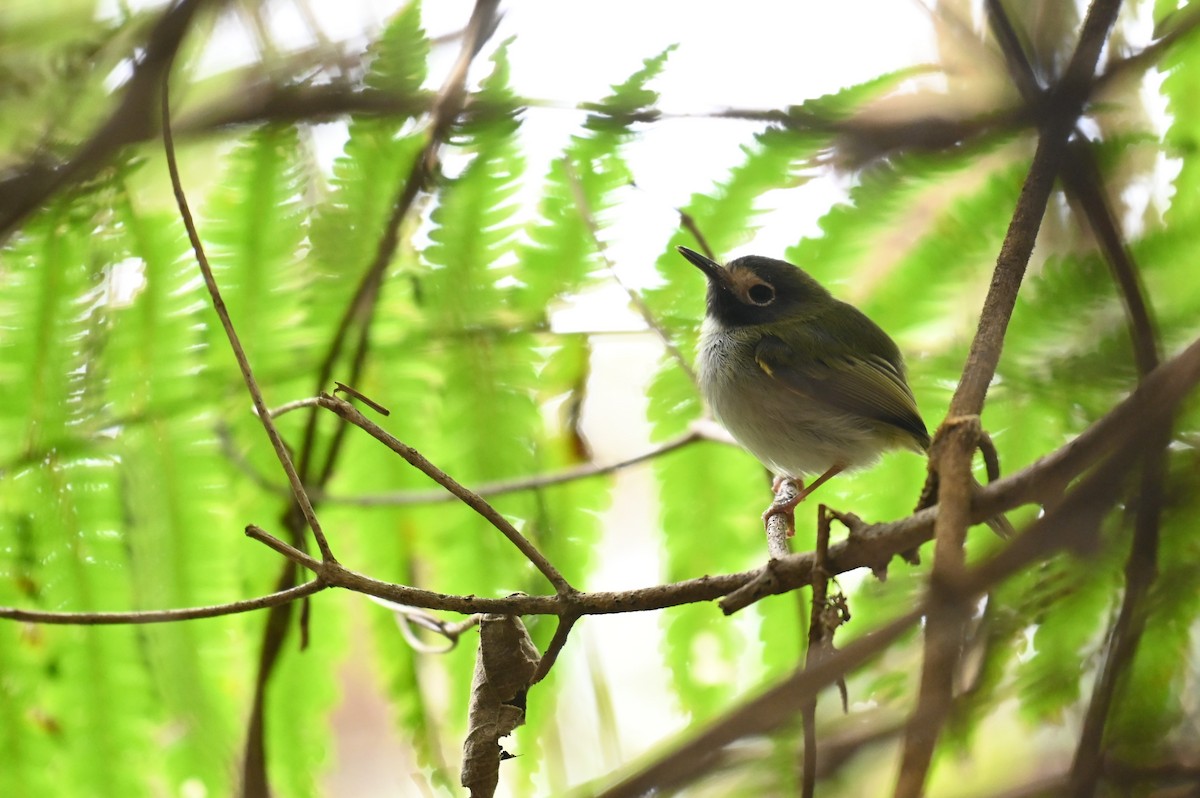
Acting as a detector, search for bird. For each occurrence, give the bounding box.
[678,245,932,532]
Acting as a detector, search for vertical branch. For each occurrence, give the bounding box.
[949,0,1123,419]
[801,506,834,798]
[897,2,1125,795]
[986,3,1169,791]
[895,419,978,798]
[296,0,502,491]
[1061,115,1167,798]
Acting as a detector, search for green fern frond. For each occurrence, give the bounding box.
[517,46,676,314]
[424,41,526,329]
[309,0,430,325]
[1012,549,1120,725]
[365,0,430,97]
[204,125,310,383]
[0,202,97,463]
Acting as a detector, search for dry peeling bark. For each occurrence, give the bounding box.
[461,614,541,798]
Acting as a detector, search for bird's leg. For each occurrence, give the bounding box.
[762,465,845,537]
[797,464,843,501]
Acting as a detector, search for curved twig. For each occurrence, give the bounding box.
[162,59,336,563]
[0,581,325,625]
[218,332,1200,624]
[318,393,575,595]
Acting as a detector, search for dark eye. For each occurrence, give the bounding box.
[747,283,775,305]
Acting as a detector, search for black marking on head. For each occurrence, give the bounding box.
[680,249,832,327]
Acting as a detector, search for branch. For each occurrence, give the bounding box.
[162,57,336,563]
[530,612,580,685]
[220,331,1200,623]
[1093,2,1200,94]
[801,506,836,798]
[950,0,1122,420]
[596,398,1157,798]
[984,4,1170,793]
[319,429,706,506]
[0,581,324,625]
[898,2,1125,794]
[317,394,575,596]
[0,0,218,239]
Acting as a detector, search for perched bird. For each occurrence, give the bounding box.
[678,246,931,528]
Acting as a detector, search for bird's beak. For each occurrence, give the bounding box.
[676,246,727,285]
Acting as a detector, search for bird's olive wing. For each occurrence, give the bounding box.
[754,329,930,448]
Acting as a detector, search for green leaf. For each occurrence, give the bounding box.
[204,125,310,383]
[516,46,676,315]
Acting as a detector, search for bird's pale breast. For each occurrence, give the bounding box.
[697,319,909,477]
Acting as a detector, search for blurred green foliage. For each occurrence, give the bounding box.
[2,2,1200,797]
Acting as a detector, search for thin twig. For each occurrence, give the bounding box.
[0,581,324,625]
[801,506,834,798]
[318,393,575,595]
[369,596,482,654]
[209,333,1200,624]
[162,61,336,563]
[531,612,581,684]
[246,524,322,570]
[321,429,706,506]
[563,160,697,385]
[220,424,709,505]
[238,6,502,794]
[677,211,717,261]
[332,381,391,416]
[263,397,323,418]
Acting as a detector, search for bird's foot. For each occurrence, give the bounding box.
[762,503,796,537]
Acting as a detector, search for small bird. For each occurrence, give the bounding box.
[679,246,931,530]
